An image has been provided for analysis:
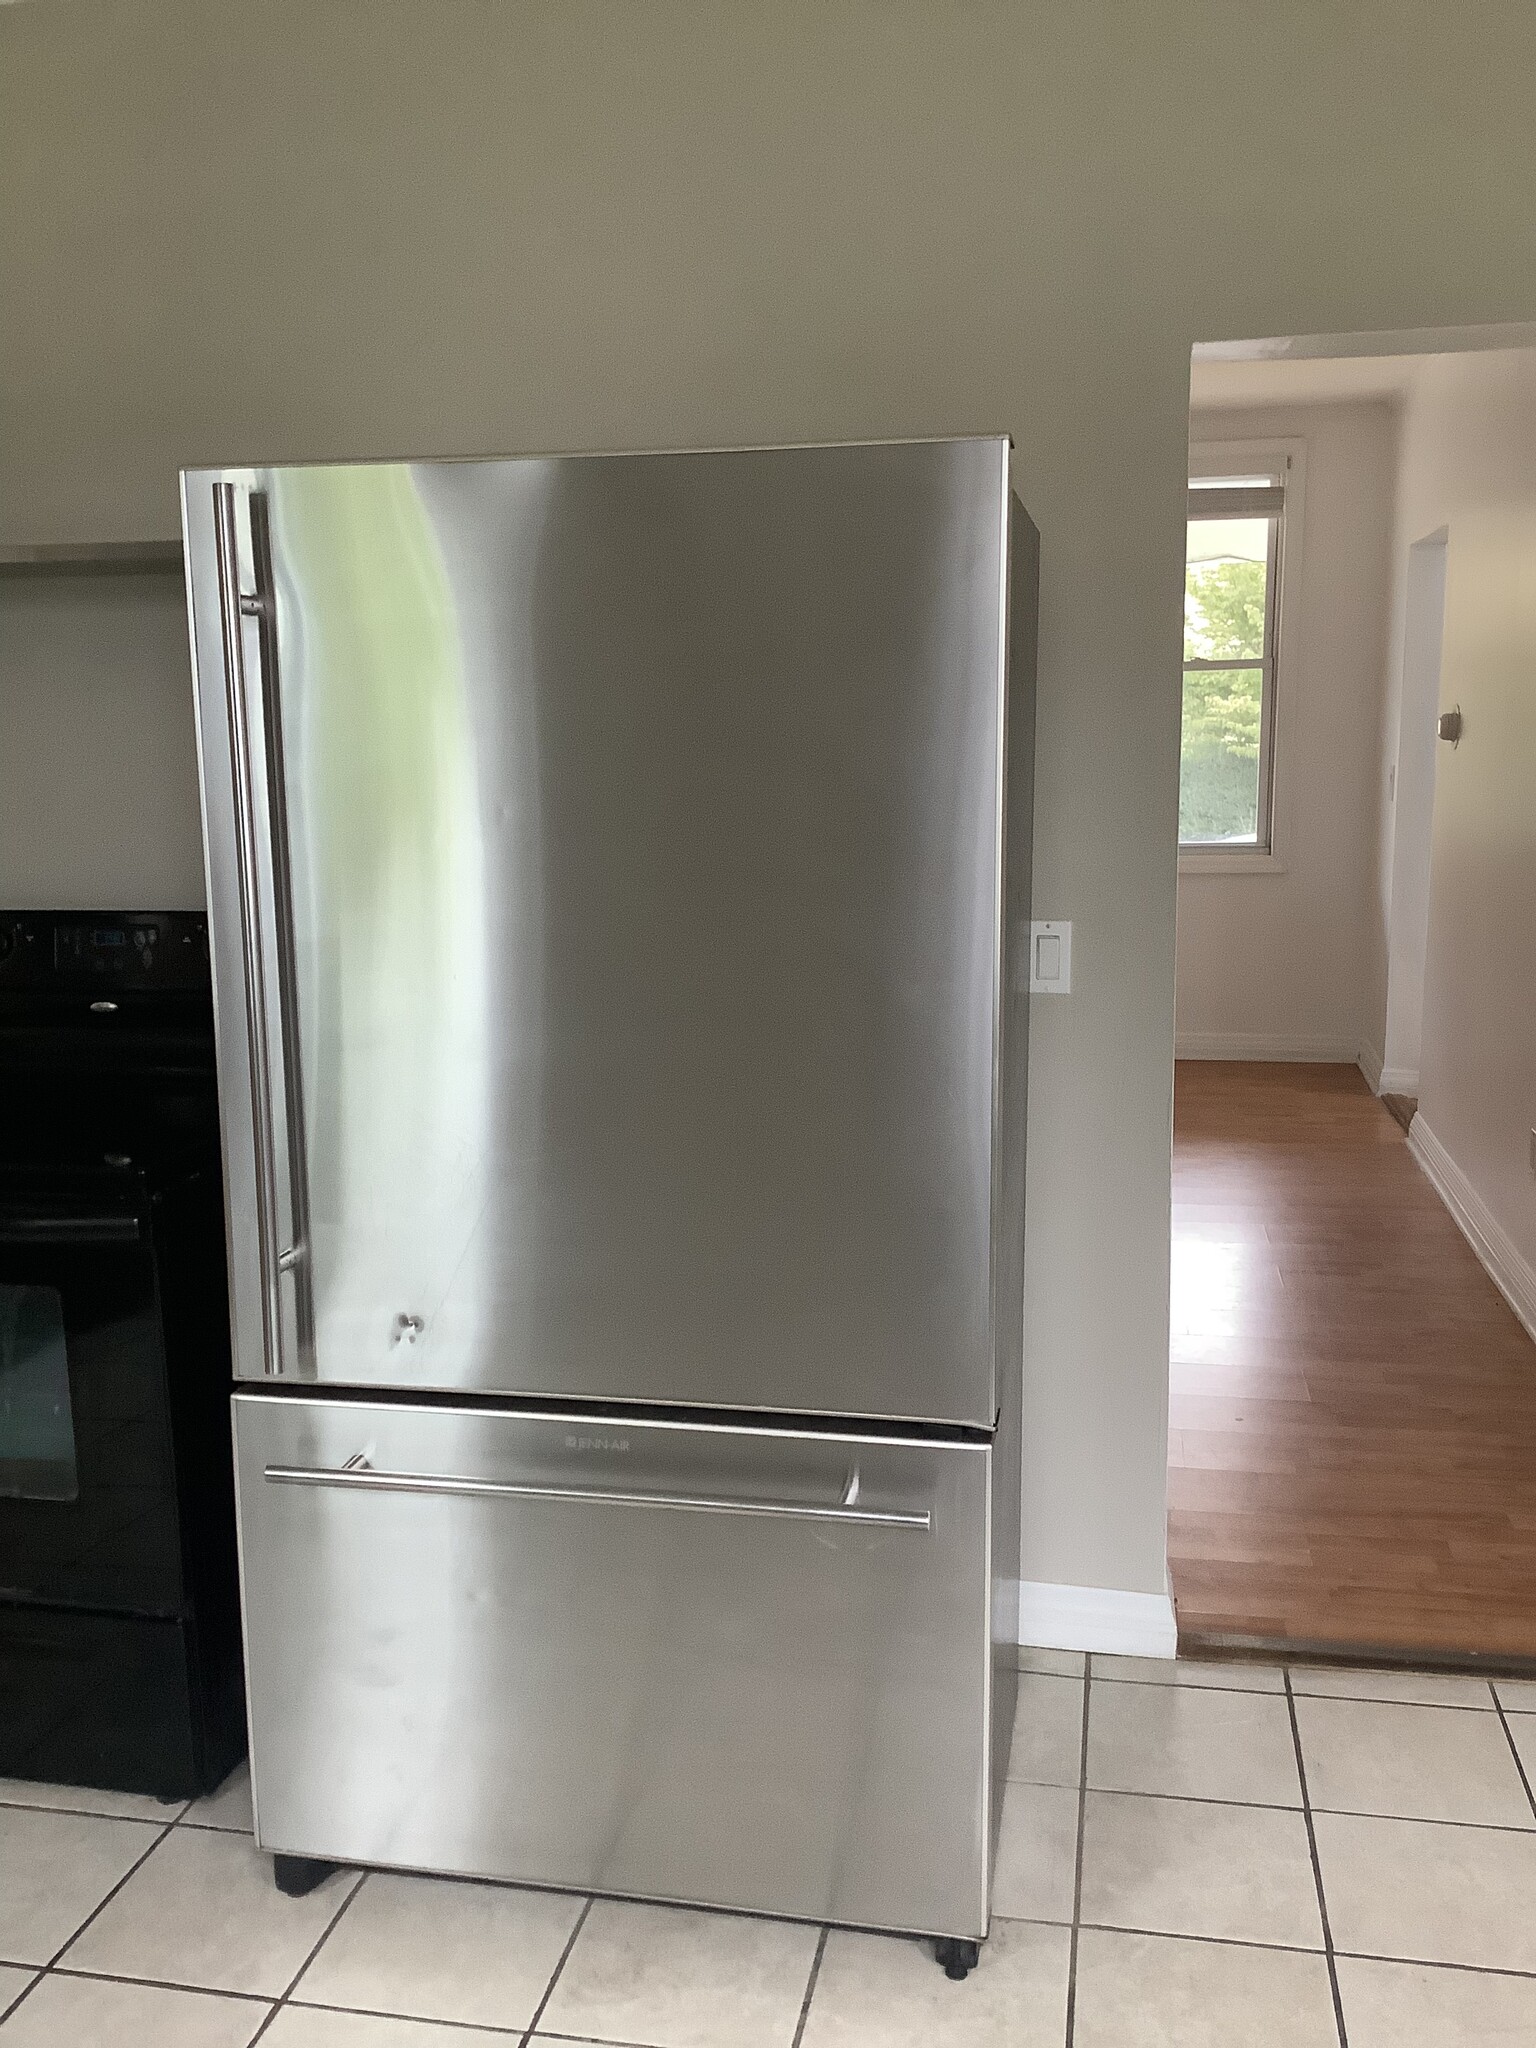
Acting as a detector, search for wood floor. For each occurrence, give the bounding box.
[1169,1061,1536,1665]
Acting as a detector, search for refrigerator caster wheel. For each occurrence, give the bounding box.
[935,1938,980,1981]
[273,1853,338,1898]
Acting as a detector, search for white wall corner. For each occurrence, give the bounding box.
[1176,1032,1361,1063]
[1019,1580,1179,1658]
[1377,1065,1420,1095]
[1408,1114,1536,1344]
[1358,1042,1385,1093]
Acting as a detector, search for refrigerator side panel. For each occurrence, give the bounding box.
[994,493,1038,1441]
[235,1393,991,1939]
[988,493,1038,1855]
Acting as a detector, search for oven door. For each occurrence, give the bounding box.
[0,1200,184,1616]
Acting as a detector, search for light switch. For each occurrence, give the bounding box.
[1028,920,1072,994]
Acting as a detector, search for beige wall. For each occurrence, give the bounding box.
[0,572,205,907]
[1387,352,1536,1292]
[1178,400,1397,1060]
[3,1,1535,1607]
[1371,495,1445,1092]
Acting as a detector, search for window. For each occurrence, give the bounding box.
[1181,467,1286,852]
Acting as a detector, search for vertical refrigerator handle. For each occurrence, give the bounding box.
[212,482,313,1374]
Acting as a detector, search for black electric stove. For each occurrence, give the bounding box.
[0,910,245,1797]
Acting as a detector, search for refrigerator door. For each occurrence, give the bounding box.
[233,1391,993,1939]
[184,440,1012,1425]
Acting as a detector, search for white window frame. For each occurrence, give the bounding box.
[1180,438,1306,874]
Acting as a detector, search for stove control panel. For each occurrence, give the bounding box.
[0,912,210,993]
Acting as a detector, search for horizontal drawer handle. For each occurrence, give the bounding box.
[263,1460,931,1531]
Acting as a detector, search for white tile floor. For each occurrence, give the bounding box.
[2,1655,1535,2044]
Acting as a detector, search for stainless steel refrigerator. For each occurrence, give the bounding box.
[182,437,1036,1971]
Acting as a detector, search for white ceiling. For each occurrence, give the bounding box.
[1189,321,1536,411]
[1189,353,1430,410]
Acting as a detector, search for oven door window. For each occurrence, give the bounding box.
[0,1223,183,1616]
[0,1284,79,1503]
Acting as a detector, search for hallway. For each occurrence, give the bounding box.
[1169,1062,1536,1664]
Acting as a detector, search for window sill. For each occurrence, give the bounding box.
[1178,850,1288,876]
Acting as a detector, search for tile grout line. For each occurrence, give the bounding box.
[788,1924,829,2048]
[0,1970,38,2029]
[1075,1919,1326,1958]
[1001,1911,1536,1983]
[46,1814,179,1971]
[531,2031,696,2048]
[1090,1678,1514,1711]
[0,1813,183,2035]
[0,1796,191,1824]
[246,1865,369,2045]
[1283,1694,1506,1715]
[1492,1691,1536,1825]
[1285,1670,1348,2048]
[1074,1784,1536,1835]
[534,2033,703,2048]
[47,1962,270,2004]
[1062,1652,1092,2047]
[1331,1946,1536,1984]
[286,1991,529,2036]
[517,1894,594,2048]
[1095,1677,1287,1699]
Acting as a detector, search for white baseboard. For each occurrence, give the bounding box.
[1359,1046,1419,1096]
[1019,1580,1178,1658]
[1408,1113,1536,1343]
[1176,1032,1360,1063]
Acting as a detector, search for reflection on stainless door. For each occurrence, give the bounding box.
[235,1392,993,1938]
[186,441,1011,1423]
[267,464,492,1391]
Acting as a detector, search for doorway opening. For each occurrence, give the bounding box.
[1168,325,1536,1666]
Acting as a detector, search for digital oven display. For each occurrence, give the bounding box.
[54,923,159,971]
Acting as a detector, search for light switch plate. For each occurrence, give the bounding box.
[1027,919,1072,995]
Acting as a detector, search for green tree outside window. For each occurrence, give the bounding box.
[1181,513,1272,844]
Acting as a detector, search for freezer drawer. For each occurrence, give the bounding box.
[234,1392,995,1938]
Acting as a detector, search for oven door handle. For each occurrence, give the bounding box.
[212,481,313,1375]
[263,1461,932,1531]
[0,1213,142,1244]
